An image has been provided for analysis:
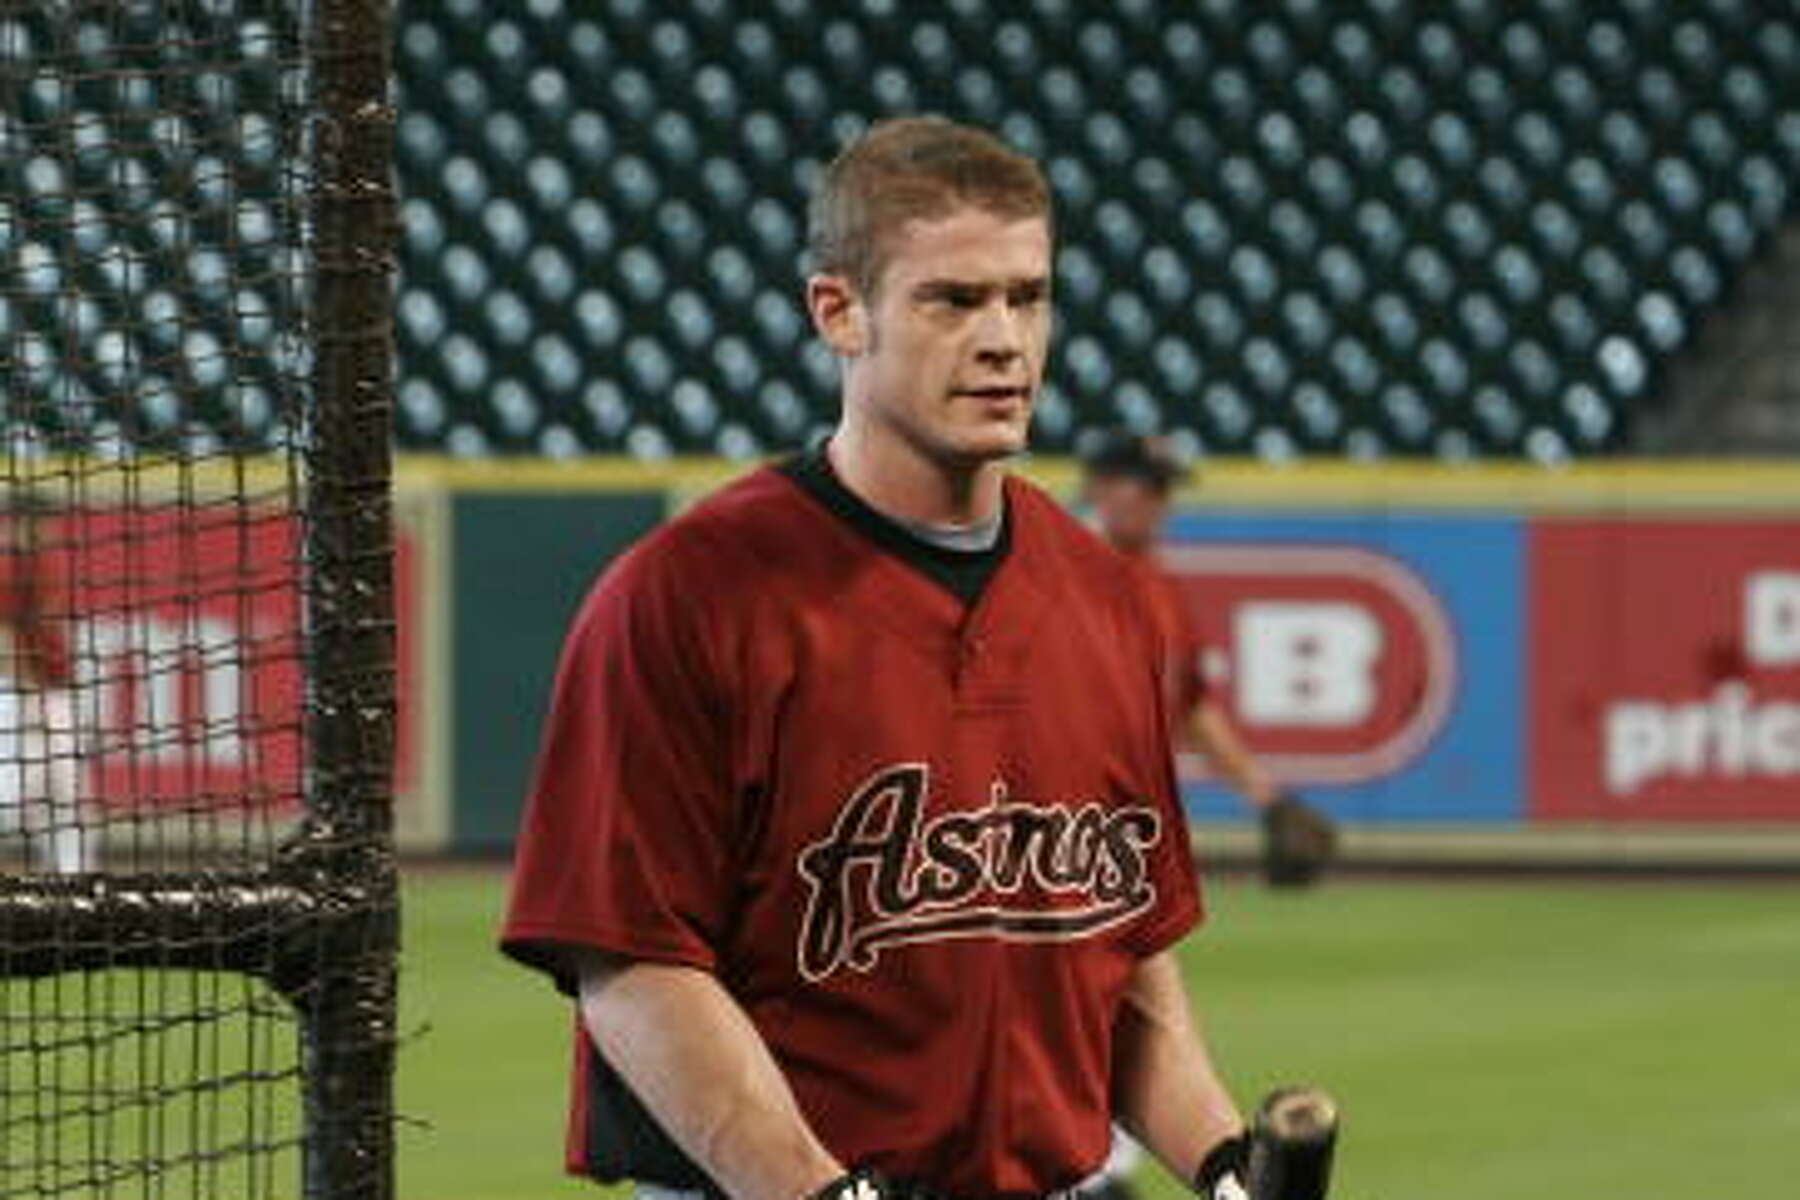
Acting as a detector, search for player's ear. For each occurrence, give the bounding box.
[807,273,870,358]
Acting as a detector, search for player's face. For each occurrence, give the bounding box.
[1085,475,1169,553]
[826,206,1053,466]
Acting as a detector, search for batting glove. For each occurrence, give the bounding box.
[812,1167,890,1200]
[1195,1133,1251,1200]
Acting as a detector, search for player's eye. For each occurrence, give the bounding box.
[917,283,988,311]
[1009,282,1049,309]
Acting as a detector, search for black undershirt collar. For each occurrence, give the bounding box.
[779,444,1011,606]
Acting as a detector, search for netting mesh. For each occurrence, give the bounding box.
[1,1,311,867]
[1,2,395,1197]
[2,970,302,1195]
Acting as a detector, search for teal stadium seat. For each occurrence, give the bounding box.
[3,1,1799,459]
[0,3,310,453]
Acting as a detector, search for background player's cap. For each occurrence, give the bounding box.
[1079,429,1191,493]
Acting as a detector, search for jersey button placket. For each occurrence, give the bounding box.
[955,633,985,690]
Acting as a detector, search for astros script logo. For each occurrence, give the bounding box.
[796,763,1163,982]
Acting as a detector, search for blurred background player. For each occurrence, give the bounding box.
[1081,432,1338,890]
[1077,433,1340,1200]
[0,495,87,875]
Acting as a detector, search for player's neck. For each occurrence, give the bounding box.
[825,424,1007,530]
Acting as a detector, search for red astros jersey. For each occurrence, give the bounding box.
[502,464,1201,1196]
[0,542,71,688]
[1119,549,1209,732]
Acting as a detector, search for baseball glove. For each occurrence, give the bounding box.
[1260,793,1338,888]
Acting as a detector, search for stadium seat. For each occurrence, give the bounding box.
[6,2,1800,458]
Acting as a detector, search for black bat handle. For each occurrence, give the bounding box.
[1246,1087,1339,1200]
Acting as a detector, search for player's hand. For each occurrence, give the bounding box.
[1260,793,1338,888]
[1194,1132,1250,1200]
[811,1166,891,1200]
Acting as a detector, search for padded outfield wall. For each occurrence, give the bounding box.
[384,457,1800,870]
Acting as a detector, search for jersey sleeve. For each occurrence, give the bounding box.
[1124,579,1205,956]
[1174,623,1209,709]
[500,536,742,990]
[1152,566,1209,714]
[1126,757,1203,956]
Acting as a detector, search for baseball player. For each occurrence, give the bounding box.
[1080,433,1338,890]
[0,496,87,875]
[1075,435,1338,1200]
[502,118,1256,1199]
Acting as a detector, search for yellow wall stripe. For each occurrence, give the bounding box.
[391,454,1800,511]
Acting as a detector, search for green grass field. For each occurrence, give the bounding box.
[402,867,1798,1200]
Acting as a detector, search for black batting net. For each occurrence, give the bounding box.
[0,2,396,1198]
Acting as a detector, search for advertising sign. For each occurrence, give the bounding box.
[41,504,420,819]
[1161,513,1525,822]
[1530,519,1800,821]
[52,504,304,813]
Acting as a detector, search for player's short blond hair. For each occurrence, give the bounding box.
[808,116,1053,297]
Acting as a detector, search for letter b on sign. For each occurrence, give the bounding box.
[1235,602,1382,726]
[1746,572,1800,668]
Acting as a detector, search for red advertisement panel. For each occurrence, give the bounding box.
[1530,519,1800,821]
[36,505,417,815]
[42,505,303,812]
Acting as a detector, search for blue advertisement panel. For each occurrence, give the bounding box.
[1159,510,1525,823]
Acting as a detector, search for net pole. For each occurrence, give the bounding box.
[299,1,399,1198]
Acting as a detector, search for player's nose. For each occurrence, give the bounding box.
[971,299,1026,365]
